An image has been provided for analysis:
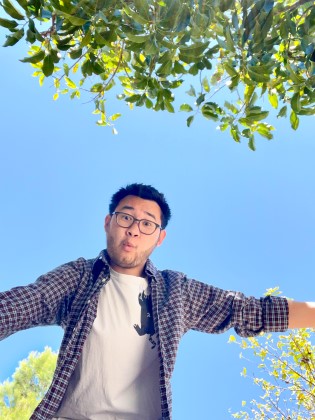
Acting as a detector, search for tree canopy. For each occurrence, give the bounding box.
[230,329,315,419]
[1,0,315,149]
[230,287,315,419]
[0,347,57,419]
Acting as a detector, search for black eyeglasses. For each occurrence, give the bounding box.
[112,212,162,235]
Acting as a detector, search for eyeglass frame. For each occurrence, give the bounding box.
[111,211,163,235]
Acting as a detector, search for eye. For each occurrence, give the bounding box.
[142,220,154,227]
[120,213,133,221]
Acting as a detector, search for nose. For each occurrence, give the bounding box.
[126,220,140,236]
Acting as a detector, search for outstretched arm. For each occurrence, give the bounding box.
[288,301,315,329]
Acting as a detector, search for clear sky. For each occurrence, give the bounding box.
[1,26,315,419]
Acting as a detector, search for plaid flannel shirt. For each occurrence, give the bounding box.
[0,250,289,419]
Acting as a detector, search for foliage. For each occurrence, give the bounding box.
[229,287,315,420]
[0,347,57,419]
[1,0,315,149]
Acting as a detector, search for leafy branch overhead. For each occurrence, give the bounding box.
[1,0,315,149]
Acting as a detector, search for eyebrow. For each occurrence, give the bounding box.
[119,205,157,221]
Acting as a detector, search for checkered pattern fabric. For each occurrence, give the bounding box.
[0,250,288,419]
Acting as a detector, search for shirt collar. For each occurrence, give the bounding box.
[94,249,159,281]
[144,258,159,280]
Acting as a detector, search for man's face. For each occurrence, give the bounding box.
[104,195,166,276]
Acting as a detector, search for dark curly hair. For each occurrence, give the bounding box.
[109,183,171,228]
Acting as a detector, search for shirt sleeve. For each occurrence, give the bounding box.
[0,258,86,340]
[182,278,289,337]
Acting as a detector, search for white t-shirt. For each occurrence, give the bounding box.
[54,268,161,420]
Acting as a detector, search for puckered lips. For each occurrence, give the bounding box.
[121,241,136,252]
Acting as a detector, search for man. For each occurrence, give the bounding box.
[0,183,314,420]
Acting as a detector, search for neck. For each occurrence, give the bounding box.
[109,263,145,278]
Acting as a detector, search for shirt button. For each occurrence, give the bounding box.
[102,278,106,283]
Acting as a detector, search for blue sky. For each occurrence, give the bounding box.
[1,26,315,419]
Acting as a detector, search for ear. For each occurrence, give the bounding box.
[104,214,111,233]
[156,229,166,247]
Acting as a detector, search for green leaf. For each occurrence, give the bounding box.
[244,85,255,105]
[3,28,24,46]
[202,76,210,93]
[123,4,149,25]
[180,104,193,112]
[42,54,54,77]
[178,53,201,64]
[56,35,73,47]
[210,69,224,85]
[219,0,234,12]
[80,30,92,48]
[290,110,299,130]
[285,63,304,85]
[15,0,28,10]
[65,76,76,89]
[248,136,256,151]
[291,93,301,113]
[144,38,159,55]
[224,62,238,77]
[63,63,69,77]
[2,0,25,20]
[248,92,258,108]
[256,123,274,140]
[92,62,105,75]
[26,28,36,43]
[201,103,219,121]
[110,113,121,121]
[186,85,196,96]
[81,59,93,76]
[224,25,235,52]
[69,48,83,59]
[172,3,190,32]
[55,10,88,26]
[126,94,142,103]
[188,63,199,76]
[134,0,150,20]
[277,106,287,118]
[126,32,150,43]
[70,90,80,99]
[158,50,173,65]
[179,42,209,58]
[156,60,172,76]
[248,66,270,83]
[224,101,238,114]
[164,101,175,113]
[231,126,240,143]
[20,50,45,63]
[268,92,278,109]
[0,17,19,29]
[246,110,269,122]
[145,98,153,108]
[241,129,251,138]
[191,11,210,35]
[196,93,205,106]
[186,115,194,127]
[90,83,104,93]
[298,106,315,116]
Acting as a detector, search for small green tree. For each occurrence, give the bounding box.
[0,347,57,420]
[1,0,315,149]
[229,288,315,419]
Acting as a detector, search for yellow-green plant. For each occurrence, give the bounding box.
[230,287,315,419]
